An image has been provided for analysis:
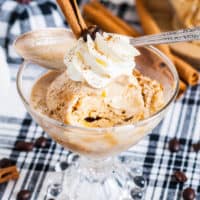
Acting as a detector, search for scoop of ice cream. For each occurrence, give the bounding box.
[64,32,140,88]
[46,71,145,127]
[43,70,164,128]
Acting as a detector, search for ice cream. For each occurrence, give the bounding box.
[30,32,164,128]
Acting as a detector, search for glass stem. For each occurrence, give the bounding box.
[76,156,115,182]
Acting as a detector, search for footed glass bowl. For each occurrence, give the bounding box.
[17,40,178,199]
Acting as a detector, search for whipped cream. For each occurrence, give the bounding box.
[64,32,140,88]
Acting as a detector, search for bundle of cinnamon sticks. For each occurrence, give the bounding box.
[57,0,87,38]
[83,1,200,98]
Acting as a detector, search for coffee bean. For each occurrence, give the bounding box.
[182,188,195,200]
[81,29,88,42]
[35,136,48,148]
[17,190,31,200]
[192,142,200,152]
[0,158,15,168]
[15,141,34,152]
[169,138,180,152]
[90,26,103,40]
[87,26,97,40]
[81,25,103,42]
[173,171,187,183]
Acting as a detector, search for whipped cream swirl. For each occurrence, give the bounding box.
[64,32,140,88]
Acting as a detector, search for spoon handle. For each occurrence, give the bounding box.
[131,26,200,46]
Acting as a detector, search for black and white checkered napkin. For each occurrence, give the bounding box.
[0,1,200,200]
[0,0,66,63]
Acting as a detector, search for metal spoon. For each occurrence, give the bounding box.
[14,26,200,71]
[14,28,76,71]
[130,26,200,47]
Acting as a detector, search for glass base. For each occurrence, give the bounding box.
[45,153,146,200]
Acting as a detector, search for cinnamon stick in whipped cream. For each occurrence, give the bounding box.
[57,0,87,38]
[83,2,139,37]
[135,0,199,86]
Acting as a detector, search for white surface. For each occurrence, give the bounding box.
[0,63,26,118]
[0,47,10,98]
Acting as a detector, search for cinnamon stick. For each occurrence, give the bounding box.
[84,18,94,27]
[0,166,19,184]
[135,0,199,86]
[57,0,87,38]
[177,80,187,99]
[83,3,139,36]
[135,0,171,58]
[85,1,140,37]
[173,55,200,86]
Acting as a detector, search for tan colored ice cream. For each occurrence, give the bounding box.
[31,32,164,128]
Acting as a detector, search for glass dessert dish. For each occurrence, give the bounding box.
[16,35,179,199]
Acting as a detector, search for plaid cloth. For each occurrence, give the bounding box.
[0,0,200,200]
[0,0,65,63]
